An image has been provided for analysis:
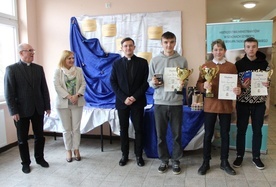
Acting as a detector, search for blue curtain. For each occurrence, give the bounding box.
[70,17,121,108]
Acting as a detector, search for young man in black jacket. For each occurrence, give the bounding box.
[233,37,270,170]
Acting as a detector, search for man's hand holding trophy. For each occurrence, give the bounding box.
[174,67,193,94]
[199,65,219,97]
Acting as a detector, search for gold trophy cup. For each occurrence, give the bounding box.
[199,65,219,97]
[174,67,193,94]
[268,69,273,80]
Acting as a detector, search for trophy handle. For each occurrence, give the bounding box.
[199,66,204,78]
[268,69,273,80]
[214,66,219,78]
[189,69,194,76]
[199,65,202,72]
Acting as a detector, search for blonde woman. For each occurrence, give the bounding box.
[53,50,86,162]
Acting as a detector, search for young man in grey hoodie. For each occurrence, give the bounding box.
[148,31,188,175]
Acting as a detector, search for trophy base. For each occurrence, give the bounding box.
[174,89,183,94]
[206,92,214,98]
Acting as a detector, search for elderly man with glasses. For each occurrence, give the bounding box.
[4,43,51,174]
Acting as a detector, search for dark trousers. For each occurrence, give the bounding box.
[203,112,231,161]
[154,105,183,164]
[236,102,265,158]
[14,110,45,166]
[117,107,144,157]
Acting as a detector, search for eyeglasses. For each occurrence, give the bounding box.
[22,49,35,53]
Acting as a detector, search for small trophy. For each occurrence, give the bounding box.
[174,67,193,94]
[199,65,219,97]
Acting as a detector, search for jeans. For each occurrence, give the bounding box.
[154,105,183,164]
[236,102,265,158]
[203,112,231,161]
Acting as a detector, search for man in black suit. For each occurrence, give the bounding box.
[4,43,51,174]
[110,37,149,167]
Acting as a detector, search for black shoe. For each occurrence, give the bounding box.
[74,156,81,161]
[22,165,30,174]
[172,164,181,175]
[252,157,265,170]
[220,160,236,175]
[36,159,49,168]
[158,162,168,173]
[119,156,128,166]
[233,156,243,168]
[136,157,145,167]
[198,161,210,175]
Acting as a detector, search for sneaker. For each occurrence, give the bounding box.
[158,162,168,173]
[252,157,265,170]
[233,156,243,168]
[172,164,181,175]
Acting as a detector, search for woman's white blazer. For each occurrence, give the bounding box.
[53,67,86,108]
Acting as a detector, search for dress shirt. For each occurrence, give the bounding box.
[212,58,226,65]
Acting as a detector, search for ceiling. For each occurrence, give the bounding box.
[207,0,276,23]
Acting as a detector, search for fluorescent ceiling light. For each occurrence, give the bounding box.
[232,18,241,22]
[243,2,257,9]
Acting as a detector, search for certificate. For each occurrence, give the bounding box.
[251,71,268,96]
[218,73,237,100]
[164,67,178,92]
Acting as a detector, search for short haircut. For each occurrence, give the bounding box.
[161,31,176,41]
[211,39,227,51]
[121,37,135,46]
[18,43,28,52]
[244,37,258,47]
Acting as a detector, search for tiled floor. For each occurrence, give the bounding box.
[1,106,276,187]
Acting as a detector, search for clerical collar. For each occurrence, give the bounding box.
[124,55,134,61]
[212,58,226,65]
[21,61,31,66]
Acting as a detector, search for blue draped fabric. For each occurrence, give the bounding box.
[70,17,121,108]
[145,87,154,105]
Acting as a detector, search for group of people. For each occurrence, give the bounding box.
[110,34,270,176]
[4,44,86,173]
[196,37,269,176]
[4,33,270,176]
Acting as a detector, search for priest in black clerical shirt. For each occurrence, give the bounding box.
[110,37,149,167]
[4,43,51,174]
